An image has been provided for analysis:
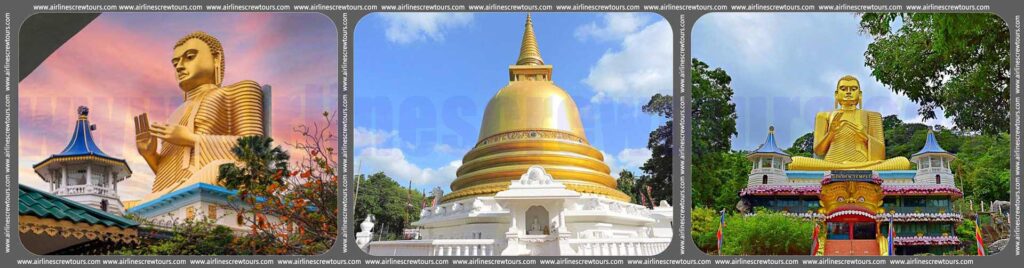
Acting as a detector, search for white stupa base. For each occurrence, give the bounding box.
[364,166,672,256]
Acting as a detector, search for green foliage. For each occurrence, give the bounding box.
[711,151,750,211]
[956,218,978,255]
[785,133,814,157]
[616,170,639,204]
[861,13,1010,134]
[687,58,738,208]
[113,219,236,255]
[217,135,290,193]
[221,112,339,254]
[692,209,815,255]
[639,93,674,204]
[953,133,1011,202]
[719,211,815,255]
[354,172,426,240]
[691,206,720,253]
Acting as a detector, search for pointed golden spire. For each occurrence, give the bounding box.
[516,13,544,66]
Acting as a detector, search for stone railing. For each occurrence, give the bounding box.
[367,239,499,256]
[56,185,117,198]
[567,238,670,256]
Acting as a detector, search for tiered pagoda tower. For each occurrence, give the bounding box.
[32,106,132,215]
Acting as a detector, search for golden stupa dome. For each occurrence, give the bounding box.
[444,14,630,202]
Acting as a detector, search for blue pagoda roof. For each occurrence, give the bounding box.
[751,126,789,156]
[32,106,129,171]
[913,131,950,156]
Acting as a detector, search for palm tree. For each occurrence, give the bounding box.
[217,135,290,193]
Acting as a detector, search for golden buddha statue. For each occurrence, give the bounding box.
[443,14,630,202]
[134,31,265,203]
[789,75,910,171]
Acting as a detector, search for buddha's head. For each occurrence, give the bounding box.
[833,75,862,110]
[172,31,224,90]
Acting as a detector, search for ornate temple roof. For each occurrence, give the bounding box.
[751,126,789,156]
[912,131,950,157]
[55,106,113,158]
[32,106,131,173]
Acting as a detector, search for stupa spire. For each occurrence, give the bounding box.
[516,13,544,66]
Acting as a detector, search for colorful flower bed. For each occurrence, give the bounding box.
[739,185,820,196]
[882,185,963,198]
[892,236,960,246]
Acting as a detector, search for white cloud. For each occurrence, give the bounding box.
[705,13,779,63]
[583,20,672,104]
[380,13,473,44]
[354,127,398,148]
[358,147,461,185]
[575,13,652,41]
[617,148,652,169]
[432,143,467,155]
[602,147,652,178]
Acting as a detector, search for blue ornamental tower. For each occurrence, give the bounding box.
[32,106,132,215]
[910,130,955,186]
[747,126,792,186]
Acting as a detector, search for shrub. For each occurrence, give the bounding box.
[720,211,815,255]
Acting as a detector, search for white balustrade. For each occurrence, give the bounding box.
[568,238,670,256]
[367,239,499,256]
[55,185,118,198]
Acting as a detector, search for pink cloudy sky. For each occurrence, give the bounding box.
[19,13,338,201]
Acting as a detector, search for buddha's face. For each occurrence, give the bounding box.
[834,79,862,108]
[172,39,219,90]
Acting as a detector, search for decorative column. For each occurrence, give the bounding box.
[61,166,67,188]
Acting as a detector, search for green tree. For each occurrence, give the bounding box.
[861,13,1010,134]
[219,112,339,254]
[353,172,426,240]
[953,133,1010,202]
[217,135,290,194]
[639,93,673,204]
[785,133,814,157]
[686,58,738,208]
[616,170,639,204]
[711,151,751,211]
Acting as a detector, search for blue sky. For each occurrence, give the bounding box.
[354,13,671,193]
[692,13,952,152]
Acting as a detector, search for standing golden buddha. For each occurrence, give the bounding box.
[788,75,910,171]
[134,31,265,203]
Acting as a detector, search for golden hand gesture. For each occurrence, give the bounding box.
[150,122,197,147]
[134,113,158,155]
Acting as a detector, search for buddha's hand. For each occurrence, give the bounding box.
[150,122,197,147]
[828,112,844,133]
[134,113,157,156]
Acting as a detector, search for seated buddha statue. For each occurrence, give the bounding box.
[789,75,910,171]
[134,31,265,202]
